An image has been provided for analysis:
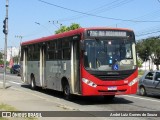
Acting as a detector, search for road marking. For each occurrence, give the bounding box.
[123,95,160,103]
[8,81,22,85]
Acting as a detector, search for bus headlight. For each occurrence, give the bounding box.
[128,78,138,86]
[82,78,97,88]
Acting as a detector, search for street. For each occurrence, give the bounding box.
[0,68,160,120]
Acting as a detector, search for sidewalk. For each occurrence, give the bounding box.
[0,83,77,120]
[0,83,103,120]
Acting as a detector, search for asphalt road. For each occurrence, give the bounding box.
[0,69,160,120]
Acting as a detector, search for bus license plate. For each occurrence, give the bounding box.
[108,86,117,90]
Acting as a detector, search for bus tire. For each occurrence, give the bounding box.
[103,95,115,101]
[63,82,72,100]
[30,75,36,90]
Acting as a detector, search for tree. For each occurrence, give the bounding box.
[0,52,3,65]
[136,36,160,70]
[137,59,142,68]
[55,23,81,34]
[69,23,81,30]
[136,40,147,61]
[0,52,3,60]
[0,60,3,65]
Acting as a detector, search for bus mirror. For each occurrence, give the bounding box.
[80,40,85,50]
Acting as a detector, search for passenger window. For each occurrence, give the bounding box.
[145,72,154,80]
[155,72,160,80]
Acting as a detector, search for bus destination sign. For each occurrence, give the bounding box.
[87,30,127,37]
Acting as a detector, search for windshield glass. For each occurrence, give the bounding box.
[83,39,136,71]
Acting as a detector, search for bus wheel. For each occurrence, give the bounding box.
[103,95,115,101]
[63,83,72,100]
[139,86,146,96]
[30,76,36,90]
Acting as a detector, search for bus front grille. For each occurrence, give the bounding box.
[94,74,129,80]
[87,69,136,81]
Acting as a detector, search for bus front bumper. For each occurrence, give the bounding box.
[81,82,138,96]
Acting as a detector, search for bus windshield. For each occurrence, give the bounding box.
[83,39,136,71]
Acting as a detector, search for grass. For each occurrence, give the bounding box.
[0,103,16,120]
[138,70,145,76]
[0,103,17,111]
[0,103,38,120]
[0,117,8,120]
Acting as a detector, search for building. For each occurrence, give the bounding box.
[139,60,160,71]
[7,47,20,62]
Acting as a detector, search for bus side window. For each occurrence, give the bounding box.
[28,46,32,61]
[32,44,40,60]
[56,40,62,60]
[62,37,71,60]
[47,41,57,60]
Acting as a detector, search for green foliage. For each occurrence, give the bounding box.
[138,70,145,76]
[136,36,160,70]
[55,23,81,34]
[0,52,3,64]
[0,103,38,120]
[137,59,142,68]
[0,52,3,60]
[0,60,3,65]
[69,23,81,30]
[0,103,17,111]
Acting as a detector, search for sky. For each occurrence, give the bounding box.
[0,0,160,49]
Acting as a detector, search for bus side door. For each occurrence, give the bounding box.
[40,45,47,88]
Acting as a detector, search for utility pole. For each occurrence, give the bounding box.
[3,0,9,89]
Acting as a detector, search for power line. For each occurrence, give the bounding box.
[38,0,160,23]
[108,9,160,27]
[136,30,160,37]
[90,0,133,15]
[49,21,62,29]
[58,0,134,22]
[35,22,52,34]
[57,0,120,22]
[136,25,160,35]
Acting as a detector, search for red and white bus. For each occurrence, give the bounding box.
[21,27,138,100]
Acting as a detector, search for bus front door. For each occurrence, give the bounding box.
[72,40,80,94]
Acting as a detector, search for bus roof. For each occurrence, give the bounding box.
[21,27,133,46]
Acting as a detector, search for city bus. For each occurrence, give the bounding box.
[21,27,138,100]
